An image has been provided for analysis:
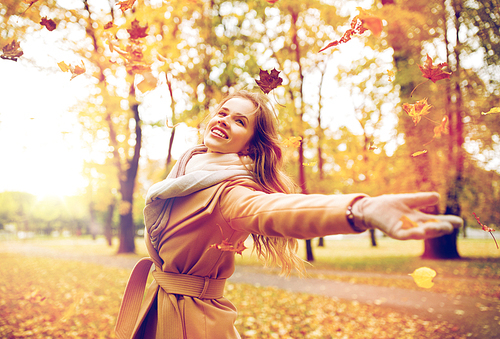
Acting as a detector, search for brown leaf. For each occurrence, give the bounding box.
[127,19,148,40]
[256,68,283,94]
[40,17,56,31]
[1,40,23,62]
[418,54,452,83]
[104,21,114,30]
[58,60,86,80]
[357,7,383,37]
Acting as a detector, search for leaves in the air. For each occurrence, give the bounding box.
[409,267,437,288]
[282,136,302,148]
[402,98,432,126]
[473,212,499,249]
[419,54,452,83]
[481,107,500,115]
[137,72,158,93]
[256,68,283,94]
[387,69,395,82]
[127,19,148,40]
[104,21,115,29]
[410,54,452,96]
[58,61,86,80]
[424,116,449,146]
[411,149,427,157]
[116,0,136,12]
[40,17,57,31]
[209,226,247,255]
[320,8,382,53]
[1,40,24,62]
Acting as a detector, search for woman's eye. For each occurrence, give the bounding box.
[236,119,244,125]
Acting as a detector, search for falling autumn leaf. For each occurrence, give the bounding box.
[58,60,86,80]
[116,0,136,12]
[136,72,157,93]
[423,116,449,146]
[282,136,302,148]
[418,54,452,83]
[481,107,500,115]
[40,17,56,31]
[1,40,23,61]
[104,21,114,29]
[387,69,395,81]
[256,68,283,94]
[320,8,381,53]
[402,98,432,126]
[473,212,499,249]
[127,19,148,40]
[409,267,436,288]
[356,7,383,37]
[209,225,247,255]
[411,149,427,157]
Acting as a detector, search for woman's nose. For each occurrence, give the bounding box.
[218,117,229,127]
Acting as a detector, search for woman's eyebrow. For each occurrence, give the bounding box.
[220,107,249,122]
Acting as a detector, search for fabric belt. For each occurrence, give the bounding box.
[115,257,226,339]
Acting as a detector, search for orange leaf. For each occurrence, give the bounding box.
[400,215,419,229]
[481,107,500,115]
[256,68,283,94]
[424,116,449,146]
[58,60,86,80]
[1,40,23,62]
[402,98,432,126]
[356,7,383,37]
[116,0,136,12]
[40,17,56,31]
[209,226,247,255]
[418,54,452,83]
[387,69,395,82]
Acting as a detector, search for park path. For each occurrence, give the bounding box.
[2,240,499,338]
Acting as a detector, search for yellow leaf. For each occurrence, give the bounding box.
[57,61,69,72]
[282,136,302,148]
[481,107,500,115]
[136,72,157,93]
[411,149,427,157]
[409,267,436,288]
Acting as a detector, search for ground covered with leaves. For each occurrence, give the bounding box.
[1,251,469,339]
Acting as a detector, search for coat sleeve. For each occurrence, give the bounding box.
[219,183,368,239]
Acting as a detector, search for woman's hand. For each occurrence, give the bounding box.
[351,192,463,240]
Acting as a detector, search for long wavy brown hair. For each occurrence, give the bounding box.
[208,90,306,276]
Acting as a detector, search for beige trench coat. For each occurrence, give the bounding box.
[116,178,365,339]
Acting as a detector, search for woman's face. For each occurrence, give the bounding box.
[204,97,256,154]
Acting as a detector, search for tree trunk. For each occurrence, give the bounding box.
[117,103,142,254]
[317,237,324,247]
[104,200,115,247]
[305,239,314,262]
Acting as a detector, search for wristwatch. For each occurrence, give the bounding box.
[346,197,368,232]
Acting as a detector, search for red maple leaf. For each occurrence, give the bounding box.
[419,54,452,83]
[256,68,283,94]
[127,19,148,40]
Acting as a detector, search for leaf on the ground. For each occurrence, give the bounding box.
[1,40,23,61]
[282,136,302,148]
[256,68,283,94]
[481,107,500,115]
[418,54,452,83]
[127,19,148,40]
[402,98,432,126]
[116,0,136,12]
[409,267,436,288]
[40,17,56,31]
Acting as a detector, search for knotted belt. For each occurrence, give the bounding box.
[115,257,226,339]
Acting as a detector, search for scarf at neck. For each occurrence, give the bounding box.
[145,144,254,250]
